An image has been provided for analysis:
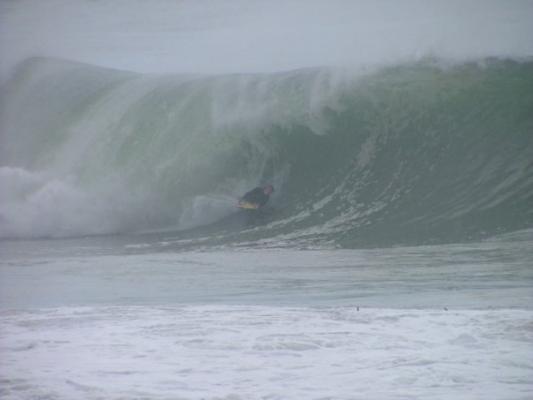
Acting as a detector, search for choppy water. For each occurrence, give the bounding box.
[1,230,533,399]
[1,229,532,309]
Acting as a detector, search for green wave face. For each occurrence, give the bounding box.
[1,58,532,246]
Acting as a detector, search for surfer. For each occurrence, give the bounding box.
[238,184,274,209]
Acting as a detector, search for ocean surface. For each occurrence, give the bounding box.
[1,232,533,399]
[1,1,533,399]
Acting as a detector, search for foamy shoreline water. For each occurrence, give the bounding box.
[1,306,532,400]
[1,238,532,399]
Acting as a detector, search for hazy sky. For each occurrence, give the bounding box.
[1,0,533,80]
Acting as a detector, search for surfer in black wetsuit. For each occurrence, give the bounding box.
[239,184,274,208]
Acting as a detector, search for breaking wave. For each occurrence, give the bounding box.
[1,57,532,247]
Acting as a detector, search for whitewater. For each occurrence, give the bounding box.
[1,1,533,399]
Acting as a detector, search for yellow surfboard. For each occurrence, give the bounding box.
[237,201,260,210]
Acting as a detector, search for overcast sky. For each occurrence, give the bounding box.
[1,0,533,81]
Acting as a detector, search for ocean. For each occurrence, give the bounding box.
[1,1,533,399]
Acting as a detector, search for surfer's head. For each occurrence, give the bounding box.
[263,184,274,195]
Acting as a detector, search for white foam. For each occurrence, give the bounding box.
[0,166,141,238]
[1,306,531,399]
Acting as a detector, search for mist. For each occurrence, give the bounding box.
[1,0,533,82]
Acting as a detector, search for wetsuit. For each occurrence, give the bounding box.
[240,187,270,207]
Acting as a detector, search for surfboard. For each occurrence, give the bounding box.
[237,201,260,210]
